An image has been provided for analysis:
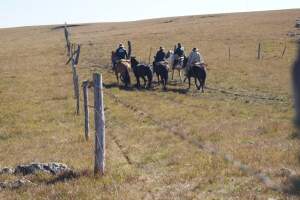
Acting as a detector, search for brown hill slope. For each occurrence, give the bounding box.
[0,9,300,199]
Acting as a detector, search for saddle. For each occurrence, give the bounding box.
[192,62,206,68]
[156,61,168,66]
[173,56,184,68]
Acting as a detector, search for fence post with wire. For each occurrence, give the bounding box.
[82,80,90,141]
[93,73,106,175]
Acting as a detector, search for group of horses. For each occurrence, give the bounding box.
[111,50,207,92]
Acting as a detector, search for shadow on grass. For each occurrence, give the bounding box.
[166,87,189,94]
[46,170,91,185]
[289,130,300,139]
[103,83,135,91]
[283,175,300,196]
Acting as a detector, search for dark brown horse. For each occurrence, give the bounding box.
[111,51,131,87]
[130,57,153,89]
[183,57,207,92]
[153,61,169,90]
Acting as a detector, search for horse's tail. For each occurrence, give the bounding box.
[162,65,168,89]
[147,67,153,88]
[124,68,131,85]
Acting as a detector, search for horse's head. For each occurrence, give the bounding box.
[111,51,118,62]
[166,50,173,59]
[130,56,139,67]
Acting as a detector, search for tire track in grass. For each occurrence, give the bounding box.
[104,90,283,193]
[106,110,133,166]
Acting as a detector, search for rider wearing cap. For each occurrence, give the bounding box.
[186,47,205,75]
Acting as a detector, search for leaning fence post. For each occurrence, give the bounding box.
[82,80,89,140]
[93,73,105,175]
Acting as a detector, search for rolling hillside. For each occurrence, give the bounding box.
[0,9,300,199]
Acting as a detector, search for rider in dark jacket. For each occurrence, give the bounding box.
[155,47,166,63]
[174,43,185,57]
[115,43,128,60]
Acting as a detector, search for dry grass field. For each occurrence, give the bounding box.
[1,9,300,199]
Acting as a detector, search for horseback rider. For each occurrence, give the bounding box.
[186,48,205,75]
[154,46,166,64]
[115,43,128,60]
[174,43,185,67]
[112,43,128,70]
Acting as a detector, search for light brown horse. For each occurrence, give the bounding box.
[111,51,131,87]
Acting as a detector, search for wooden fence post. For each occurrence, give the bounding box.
[228,46,231,61]
[74,45,81,65]
[93,73,105,175]
[64,23,70,56]
[128,41,132,58]
[148,47,153,64]
[74,75,80,115]
[257,42,261,60]
[71,61,78,97]
[82,80,89,140]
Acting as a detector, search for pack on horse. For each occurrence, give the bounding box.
[183,56,207,92]
[130,57,153,89]
[111,51,131,87]
[153,60,169,90]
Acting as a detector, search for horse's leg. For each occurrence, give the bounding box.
[188,77,191,89]
[201,78,205,93]
[135,75,140,88]
[156,73,160,85]
[171,69,175,80]
[195,77,200,90]
[164,70,168,90]
[179,70,182,83]
[115,71,119,85]
[142,76,147,88]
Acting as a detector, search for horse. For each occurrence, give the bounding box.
[152,61,169,90]
[130,57,153,89]
[184,57,207,92]
[111,51,131,87]
[166,50,186,82]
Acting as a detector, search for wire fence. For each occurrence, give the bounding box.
[61,23,295,193]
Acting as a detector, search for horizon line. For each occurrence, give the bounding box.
[1,7,299,30]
